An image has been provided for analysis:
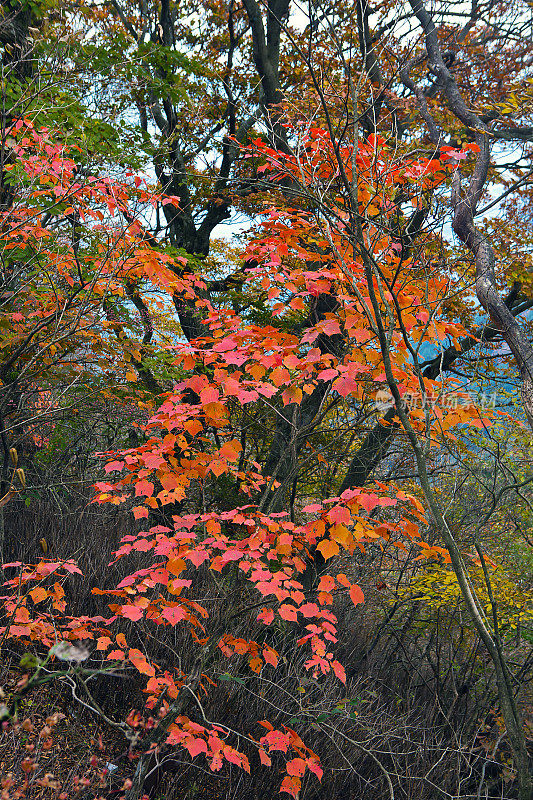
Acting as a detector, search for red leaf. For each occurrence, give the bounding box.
[128,648,155,677]
[135,480,154,497]
[331,660,346,683]
[121,605,144,621]
[280,776,301,798]
[349,584,364,606]
[104,461,125,473]
[187,550,209,567]
[318,575,335,592]
[307,758,323,780]
[358,493,380,512]
[161,605,187,625]
[262,646,279,667]
[299,603,319,618]
[302,503,322,513]
[133,506,149,519]
[220,549,243,564]
[321,320,341,335]
[317,368,338,381]
[257,608,274,625]
[184,737,208,758]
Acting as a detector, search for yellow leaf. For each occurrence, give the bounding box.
[330,524,352,548]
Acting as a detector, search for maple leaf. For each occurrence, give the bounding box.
[135,480,154,498]
[336,573,350,588]
[321,320,341,335]
[332,376,359,397]
[327,505,351,525]
[271,367,291,386]
[261,729,290,752]
[220,549,243,564]
[219,440,242,461]
[184,419,203,436]
[307,758,323,780]
[209,460,227,477]
[302,503,322,513]
[249,656,263,673]
[318,575,335,592]
[133,506,149,519]
[299,602,319,618]
[187,550,210,567]
[132,539,153,552]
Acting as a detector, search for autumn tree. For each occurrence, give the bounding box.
[1,1,533,799]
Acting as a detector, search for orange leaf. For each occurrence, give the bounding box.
[209,459,227,477]
[219,440,242,461]
[128,648,155,677]
[249,656,263,673]
[349,583,364,606]
[282,386,303,405]
[167,557,186,576]
[29,587,49,604]
[184,419,203,436]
